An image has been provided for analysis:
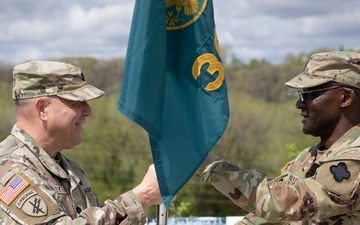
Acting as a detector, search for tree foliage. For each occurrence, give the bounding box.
[1,48,349,218]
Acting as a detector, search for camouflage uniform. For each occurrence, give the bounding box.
[0,125,146,224]
[197,51,360,224]
[197,125,360,224]
[11,61,105,101]
[0,61,147,224]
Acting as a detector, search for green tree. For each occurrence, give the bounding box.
[0,50,332,218]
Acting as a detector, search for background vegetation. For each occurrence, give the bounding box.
[1,47,352,218]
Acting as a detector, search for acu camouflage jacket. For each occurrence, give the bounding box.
[197,125,360,224]
[0,125,146,224]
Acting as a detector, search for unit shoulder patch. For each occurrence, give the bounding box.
[16,189,47,216]
[316,160,360,200]
[0,173,60,224]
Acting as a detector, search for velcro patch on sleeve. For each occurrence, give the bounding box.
[16,189,48,217]
[316,160,360,201]
[0,175,29,205]
[0,173,61,224]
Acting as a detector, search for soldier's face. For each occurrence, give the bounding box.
[46,97,93,149]
[295,84,342,137]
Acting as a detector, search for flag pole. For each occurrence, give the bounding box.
[156,204,168,225]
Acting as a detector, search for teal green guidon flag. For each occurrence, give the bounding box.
[118,0,229,208]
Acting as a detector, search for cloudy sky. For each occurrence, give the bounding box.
[1,0,360,65]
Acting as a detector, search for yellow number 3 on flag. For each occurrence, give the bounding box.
[192,53,225,92]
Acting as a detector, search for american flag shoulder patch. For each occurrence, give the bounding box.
[0,175,29,205]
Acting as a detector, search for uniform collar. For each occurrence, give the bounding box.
[317,124,360,162]
[11,125,68,179]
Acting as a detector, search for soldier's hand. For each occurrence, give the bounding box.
[132,164,163,208]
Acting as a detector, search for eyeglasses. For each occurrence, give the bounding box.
[297,86,341,102]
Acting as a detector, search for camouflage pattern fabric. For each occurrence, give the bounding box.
[285,51,360,89]
[0,125,146,224]
[12,61,105,101]
[197,125,360,224]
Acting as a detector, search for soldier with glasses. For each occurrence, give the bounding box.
[197,51,360,224]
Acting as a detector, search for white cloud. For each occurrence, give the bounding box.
[1,0,360,64]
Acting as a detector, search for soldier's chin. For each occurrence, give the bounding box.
[302,128,319,137]
[302,127,312,135]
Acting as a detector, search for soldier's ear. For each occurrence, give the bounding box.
[35,97,50,121]
[340,87,355,108]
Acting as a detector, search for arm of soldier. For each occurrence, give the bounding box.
[197,153,308,222]
[196,153,266,213]
[132,164,163,208]
[0,174,147,225]
[0,165,154,224]
[80,164,162,225]
[78,190,145,225]
[197,153,360,222]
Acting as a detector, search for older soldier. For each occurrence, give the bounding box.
[0,61,162,224]
[197,51,360,224]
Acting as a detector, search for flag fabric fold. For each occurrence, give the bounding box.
[118,0,229,208]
